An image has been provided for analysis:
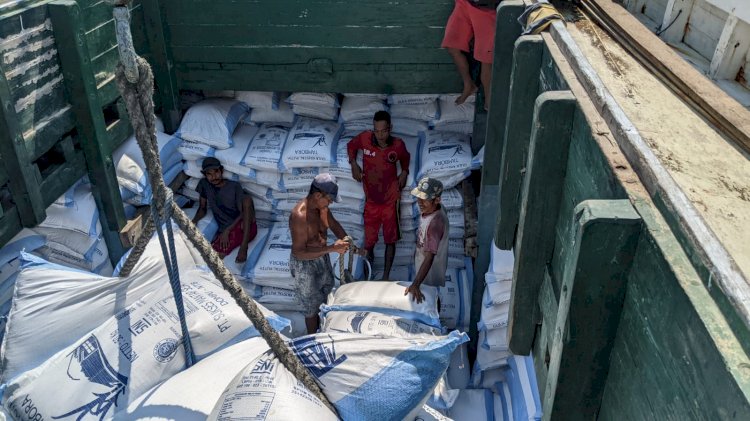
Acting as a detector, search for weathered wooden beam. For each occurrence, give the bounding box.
[49,0,126,264]
[507,90,576,355]
[472,0,525,354]
[542,199,642,421]
[658,0,694,44]
[0,58,46,227]
[580,0,750,154]
[142,0,181,133]
[494,35,544,250]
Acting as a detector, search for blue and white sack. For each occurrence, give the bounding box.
[280,117,341,171]
[210,331,468,420]
[320,310,444,338]
[113,131,183,202]
[177,98,249,149]
[243,224,294,288]
[240,124,290,172]
[2,271,289,420]
[323,280,441,328]
[213,123,259,179]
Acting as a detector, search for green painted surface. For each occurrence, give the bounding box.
[494,35,543,250]
[542,199,641,421]
[507,90,576,355]
[50,0,125,263]
[157,0,461,93]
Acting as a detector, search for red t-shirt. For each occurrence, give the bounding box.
[347,131,411,204]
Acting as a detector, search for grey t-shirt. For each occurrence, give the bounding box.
[196,178,245,232]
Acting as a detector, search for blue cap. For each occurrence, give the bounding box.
[312,173,341,202]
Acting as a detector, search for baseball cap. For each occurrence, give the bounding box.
[411,177,443,200]
[201,157,222,172]
[311,173,341,202]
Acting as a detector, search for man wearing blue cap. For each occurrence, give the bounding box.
[290,173,352,333]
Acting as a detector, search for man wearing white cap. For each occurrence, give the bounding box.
[405,177,450,304]
[290,173,351,333]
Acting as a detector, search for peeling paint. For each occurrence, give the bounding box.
[14,74,64,113]
[5,48,58,80]
[0,19,52,51]
[3,35,55,66]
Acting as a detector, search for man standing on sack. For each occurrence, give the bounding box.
[347,111,411,281]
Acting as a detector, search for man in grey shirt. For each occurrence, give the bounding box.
[192,157,257,262]
[405,177,449,303]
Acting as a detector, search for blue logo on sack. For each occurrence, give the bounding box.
[153,338,179,363]
[53,335,128,420]
[291,335,348,379]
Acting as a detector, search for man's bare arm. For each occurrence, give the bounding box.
[290,210,347,260]
[327,209,347,240]
[192,197,208,224]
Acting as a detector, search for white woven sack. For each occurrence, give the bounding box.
[483,279,512,308]
[447,342,471,389]
[1,231,205,382]
[387,94,440,105]
[210,331,467,420]
[438,268,472,331]
[479,300,510,332]
[114,131,183,198]
[441,188,464,210]
[254,169,283,190]
[339,96,387,122]
[235,91,279,109]
[182,206,219,241]
[323,280,440,327]
[474,331,511,373]
[115,338,272,420]
[419,131,472,179]
[276,310,307,338]
[38,182,100,238]
[280,117,341,171]
[178,139,215,160]
[447,389,496,421]
[292,103,339,121]
[392,118,429,137]
[240,123,289,171]
[329,136,363,180]
[390,101,439,121]
[243,224,293,287]
[37,236,111,275]
[342,118,374,137]
[432,97,474,126]
[245,99,295,126]
[3,274,288,420]
[321,310,443,339]
[213,123,259,178]
[287,92,339,108]
[402,135,421,188]
[337,178,365,200]
[281,167,327,190]
[449,237,464,255]
[447,207,465,228]
[177,98,248,149]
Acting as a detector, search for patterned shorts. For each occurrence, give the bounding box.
[290,253,334,317]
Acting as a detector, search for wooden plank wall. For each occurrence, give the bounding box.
[489,27,750,418]
[0,0,143,261]
[155,0,462,94]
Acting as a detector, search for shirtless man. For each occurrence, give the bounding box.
[289,173,351,334]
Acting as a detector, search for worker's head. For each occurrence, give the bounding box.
[372,111,392,145]
[412,177,443,214]
[201,157,224,186]
[309,173,341,209]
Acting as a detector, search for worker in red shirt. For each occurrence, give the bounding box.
[347,111,411,280]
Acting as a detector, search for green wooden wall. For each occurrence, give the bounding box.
[152,0,462,95]
[482,13,750,418]
[0,0,144,262]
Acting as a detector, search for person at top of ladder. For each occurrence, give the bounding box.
[290,173,355,334]
[441,0,500,108]
[191,157,257,262]
[347,111,411,281]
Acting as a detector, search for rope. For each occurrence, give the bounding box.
[118,214,155,277]
[111,46,337,416]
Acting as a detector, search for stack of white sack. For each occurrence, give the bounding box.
[437,260,474,331]
[473,242,515,380]
[0,229,45,343]
[286,92,340,121]
[0,252,290,420]
[320,281,479,417]
[113,130,183,206]
[388,94,441,128]
[329,135,365,201]
[31,179,112,275]
[340,94,388,137]
[239,91,296,126]
[418,130,476,189]
[175,97,249,150]
[430,94,476,135]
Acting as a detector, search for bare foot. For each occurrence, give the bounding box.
[455,84,478,105]
[235,246,248,263]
